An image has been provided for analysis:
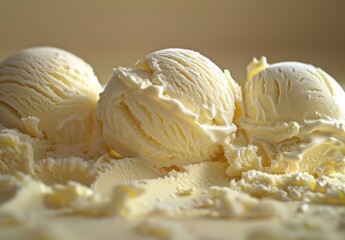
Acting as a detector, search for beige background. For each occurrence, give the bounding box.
[0,0,344,86]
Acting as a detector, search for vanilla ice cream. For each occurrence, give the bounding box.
[226,57,345,177]
[1,47,345,240]
[0,47,103,153]
[95,48,240,169]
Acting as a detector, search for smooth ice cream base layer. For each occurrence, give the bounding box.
[1,127,345,239]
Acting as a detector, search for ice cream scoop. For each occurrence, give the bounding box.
[244,58,345,123]
[95,48,240,169]
[0,47,103,153]
[226,57,345,177]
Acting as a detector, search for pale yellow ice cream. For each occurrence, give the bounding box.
[244,57,345,122]
[0,47,103,154]
[1,154,345,240]
[1,47,345,240]
[95,48,240,169]
[226,57,345,177]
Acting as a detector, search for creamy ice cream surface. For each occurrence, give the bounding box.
[244,57,345,122]
[95,48,240,169]
[0,47,103,154]
[226,57,345,177]
[1,48,345,240]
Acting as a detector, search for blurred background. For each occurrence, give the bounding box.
[0,0,344,86]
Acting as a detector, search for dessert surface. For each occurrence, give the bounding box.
[1,47,345,240]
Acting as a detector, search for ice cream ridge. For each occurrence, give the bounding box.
[1,47,345,240]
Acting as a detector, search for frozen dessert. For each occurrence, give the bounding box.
[0,47,103,154]
[226,57,345,177]
[95,48,240,169]
[1,153,345,240]
[245,58,345,122]
[1,47,345,240]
